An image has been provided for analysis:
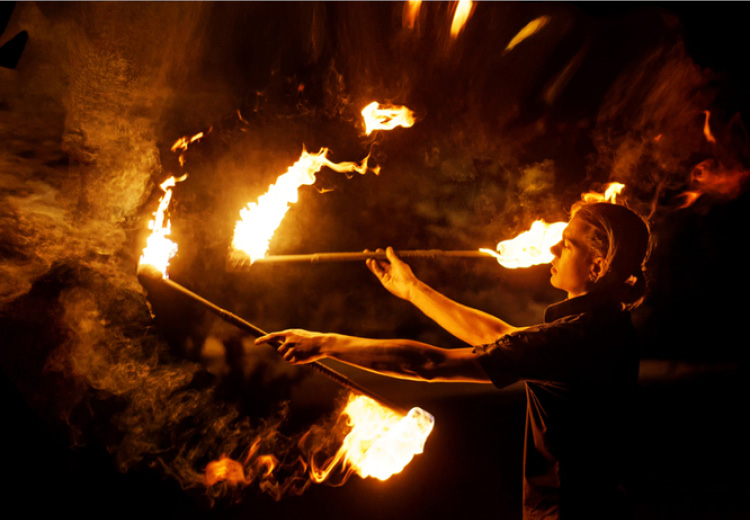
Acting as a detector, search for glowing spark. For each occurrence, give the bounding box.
[171,132,205,167]
[138,174,187,278]
[450,0,474,38]
[505,15,550,52]
[361,102,416,136]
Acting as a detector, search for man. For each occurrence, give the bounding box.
[257,202,650,519]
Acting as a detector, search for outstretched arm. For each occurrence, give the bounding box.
[366,247,523,345]
[255,329,491,384]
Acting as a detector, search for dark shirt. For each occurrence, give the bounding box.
[474,292,639,520]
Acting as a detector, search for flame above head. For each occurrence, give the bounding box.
[450,0,474,38]
[361,102,416,136]
[310,394,435,482]
[581,182,625,204]
[138,174,187,278]
[231,148,376,264]
[505,15,551,52]
[480,220,568,269]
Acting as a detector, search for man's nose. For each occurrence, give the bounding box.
[550,241,561,257]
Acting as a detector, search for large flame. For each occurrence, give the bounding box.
[204,394,434,490]
[480,220,568,269]
[361,101,416,136]
[450,0,474,38]
[138,175,187,277]
[231,148,375,264]
[480,182,625,268]
[309,394,435,482]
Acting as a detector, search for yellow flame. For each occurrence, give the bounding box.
[361,101,416,136]
[311,394,435,482]
[481,220,567,269]
[450,0,474,38]
[138,175,187,277]
[505,15,550,52]
[232,148,375,263]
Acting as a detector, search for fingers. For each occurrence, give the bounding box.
[364,248,389,278]
[255,331,287,346]
[256,330,319,365]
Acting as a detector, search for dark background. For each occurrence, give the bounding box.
[1,2,747,519]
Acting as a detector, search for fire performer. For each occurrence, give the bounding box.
[256,201,650,520]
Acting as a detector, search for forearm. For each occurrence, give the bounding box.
[320,333,489,383]
[408,280,521,345]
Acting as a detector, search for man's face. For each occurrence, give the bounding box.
[549,216,599,299]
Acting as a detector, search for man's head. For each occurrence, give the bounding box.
[551,202,651,306]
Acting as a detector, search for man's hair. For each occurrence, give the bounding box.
[570,202,651,309]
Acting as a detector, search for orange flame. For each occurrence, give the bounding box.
[138,175,187,277]
[678,159,749,208]
[204,394,434,491]
[505,16,550,52]
[403,0,422,30]
[232,148,376,264]
[450,0,474,38]
[361,101,416,136]
[171,132,205,167]
[581,182,625,204]
[481,183,626,268]
[205,455,247,487]
[309,394,434,482]
[703,110,717,144]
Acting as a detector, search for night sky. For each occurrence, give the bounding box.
[1,3,747,519]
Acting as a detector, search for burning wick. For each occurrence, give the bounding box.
[138,174,187,278]
[361,102,416,136]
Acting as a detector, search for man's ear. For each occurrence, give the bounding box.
[590,256,606,282]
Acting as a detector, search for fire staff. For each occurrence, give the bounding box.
[256,201,651,520]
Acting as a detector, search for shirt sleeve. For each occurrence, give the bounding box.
[473,312,611,387]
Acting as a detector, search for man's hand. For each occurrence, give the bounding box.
[255,329,328,364]
[365,246,420,301]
